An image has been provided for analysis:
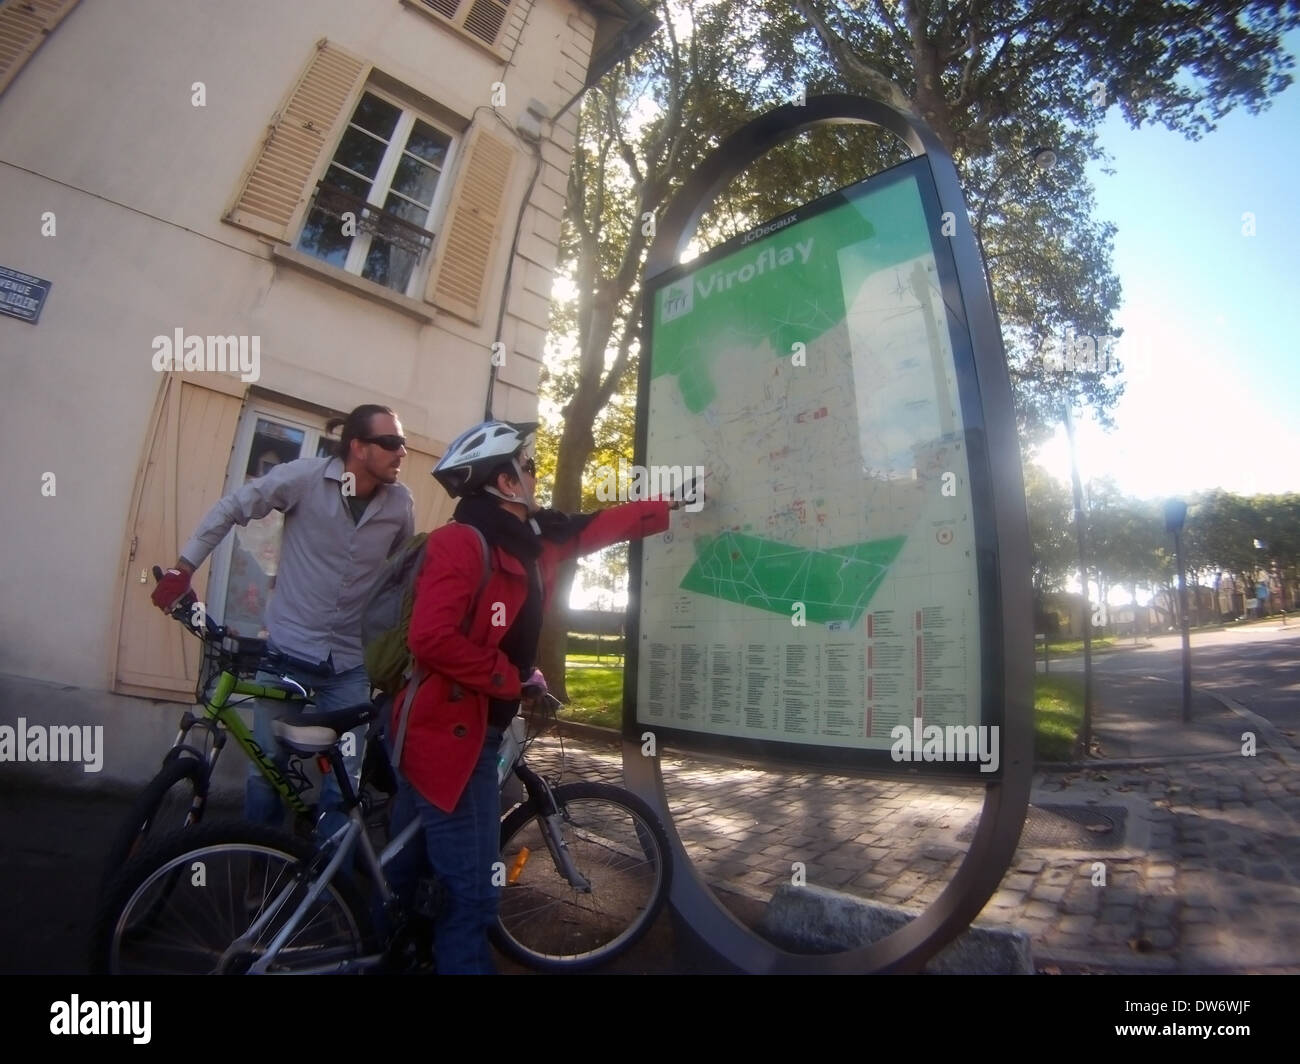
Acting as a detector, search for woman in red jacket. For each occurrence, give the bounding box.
[387,419,679,974]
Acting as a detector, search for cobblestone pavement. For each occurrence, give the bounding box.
[525,721,1300,973]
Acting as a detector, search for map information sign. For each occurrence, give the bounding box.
[633,156,1000,776]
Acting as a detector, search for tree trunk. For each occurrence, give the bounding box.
[536,366,601,702]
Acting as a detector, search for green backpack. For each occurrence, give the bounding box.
[361,525,490,694]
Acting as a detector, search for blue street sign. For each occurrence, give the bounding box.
[0,266,52,324]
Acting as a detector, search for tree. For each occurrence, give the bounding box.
[1252,493,1300,611]
[1183,490,1256,617]
[1023,462,1074,610]
[538,0,768,697]
[768,0,1299,442]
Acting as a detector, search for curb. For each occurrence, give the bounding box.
[1040,642,1154,659]
[1034,750,1249,771]
[1199,688,1300,769]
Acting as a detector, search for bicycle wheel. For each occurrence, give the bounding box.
[493,782,672,971]
[100,754,209,891]
[90,822,374,975]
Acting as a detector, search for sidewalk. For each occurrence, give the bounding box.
[528,674,1300,973]
[2,668,1296,973]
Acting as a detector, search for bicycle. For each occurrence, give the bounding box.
[101,567,390,886]
[91,690,673,973]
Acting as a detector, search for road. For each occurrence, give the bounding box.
[1042,625,1300,744]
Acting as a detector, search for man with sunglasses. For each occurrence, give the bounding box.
[385,418,696,973]
[151,403,414,835]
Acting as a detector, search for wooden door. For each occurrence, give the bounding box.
[112,376,244,699]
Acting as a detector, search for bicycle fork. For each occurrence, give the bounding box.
[169,709,226,768]
[514,763,592,893]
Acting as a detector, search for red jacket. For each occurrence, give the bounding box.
[396,500,671,812]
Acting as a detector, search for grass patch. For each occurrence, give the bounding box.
[1042,636,1115,655]
[557,660,1088,762]
[1034,673,1085,762]
[560,662,624,728]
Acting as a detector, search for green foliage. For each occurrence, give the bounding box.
[566,634,626,656]
[1034,674,1085,763]
[1026,462,1300,615]
[559,661,625,728]
[1024,462,1075,596]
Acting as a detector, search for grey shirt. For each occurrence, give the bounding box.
[180,456,414,671]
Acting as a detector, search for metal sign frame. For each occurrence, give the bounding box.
[620,94,1034,973]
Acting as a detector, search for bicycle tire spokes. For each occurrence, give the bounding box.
[497,791,667,968]
[107,841,366,975]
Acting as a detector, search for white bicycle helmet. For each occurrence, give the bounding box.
[433,419,537,498]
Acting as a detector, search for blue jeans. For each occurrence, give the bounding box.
[244,644,372,839]
[387,726,503,974]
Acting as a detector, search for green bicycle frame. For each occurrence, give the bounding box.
[188,669,315,815]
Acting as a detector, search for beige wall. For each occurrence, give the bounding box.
[0,0,593,688]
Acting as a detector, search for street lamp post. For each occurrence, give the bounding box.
[1166,499,1193,722]
[1064,405,1093,757]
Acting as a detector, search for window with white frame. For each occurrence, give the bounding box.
[206,407,337,639]
[296,88,456,298]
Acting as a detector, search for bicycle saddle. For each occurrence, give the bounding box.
[272,703,378,754]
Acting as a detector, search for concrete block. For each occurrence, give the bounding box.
[757,883,1035,974]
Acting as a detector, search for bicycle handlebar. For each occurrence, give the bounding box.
[152,564,225,641]
[151,567,285,686]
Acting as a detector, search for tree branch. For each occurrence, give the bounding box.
[870,0,909,47]
[594,315,638,412]
[607,89,644,188]
[982,6,1052,85]
[954,2,983,107]
[794,0,914,112]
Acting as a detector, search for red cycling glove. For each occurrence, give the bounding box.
[151,568,191,611]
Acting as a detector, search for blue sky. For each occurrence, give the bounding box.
[1034,31,1300,500]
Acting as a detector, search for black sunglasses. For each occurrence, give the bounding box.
[518,456,536,476]
[361,434,406,452]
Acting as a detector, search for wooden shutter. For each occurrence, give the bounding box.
[225,40,367,241]
[462,0,510,46]
[417,0,511,47]
[0,0,80,95]
[422,0,461,18]
[426,125,516,323]
[112,377,243,700]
